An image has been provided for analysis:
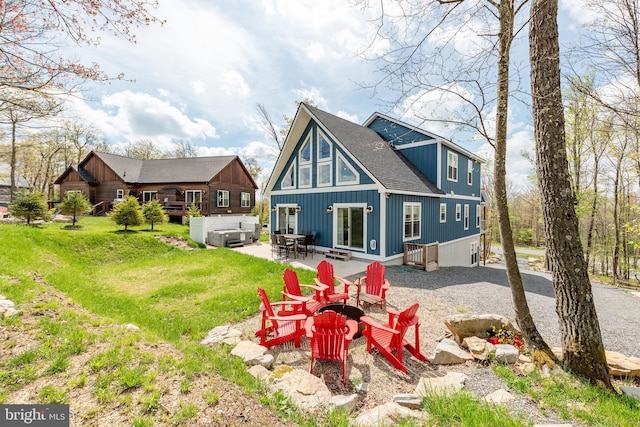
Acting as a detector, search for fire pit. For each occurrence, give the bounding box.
[318,303,366,338]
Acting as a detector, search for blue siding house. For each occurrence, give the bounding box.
[266,103,484,267]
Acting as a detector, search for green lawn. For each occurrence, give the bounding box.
[1,217,638,426]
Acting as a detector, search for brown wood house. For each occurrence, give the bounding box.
[54,151,258,218]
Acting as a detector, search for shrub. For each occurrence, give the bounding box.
[9,189,49,225]
[109,195,144,231]
[58,191,92,227]
[142,200,168,231]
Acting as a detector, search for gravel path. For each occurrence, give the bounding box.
[375,262,640,359]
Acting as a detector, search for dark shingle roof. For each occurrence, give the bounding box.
[91,152,240,184]
[305,104,442,195]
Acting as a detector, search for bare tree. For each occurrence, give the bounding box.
[173,140,198,158]
[529,0,613,388]
[0,89,63,200]
[123,139,167,160]
[358,0,555,361]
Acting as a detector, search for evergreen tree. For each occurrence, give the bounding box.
[58,191,92,228]
[109,195,144,231]
[9,189,49,225]
[142,199,168,231]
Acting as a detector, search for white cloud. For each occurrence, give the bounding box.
[336,111,358,123]
[220,71,251,98]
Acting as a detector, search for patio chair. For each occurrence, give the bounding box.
[270,234,279,256]
[276,234,294,258]
[299,233,314,259]
[255,287,307,348]
[315,260,351,304]
[355,261,391,309]
[282,268,328,315]
[360,303,428,373]
[305,309,358,385]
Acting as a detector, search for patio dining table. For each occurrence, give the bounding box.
[284,234,306,258]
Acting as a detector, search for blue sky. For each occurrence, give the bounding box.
[61,0,593,186]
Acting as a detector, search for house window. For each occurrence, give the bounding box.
[282,162,295,189]
[299,165,311,187]
[185,190,202,204]
[455,204,461,221]
[476,205,481,228]
[317,163,332,186]
[467,159,473,185]
[471,242,478,265]
[464,204,469,230]
[143,191,157,202]
[318,131,332,160]
[336,153,359,185]
[66,190,82,200]
[217,190,229,207]
[299,135,311,163]
[440,203,446,223]
[447,151,458,182]
[403,203,421,240]
[116,189,124,200]
[241,192,251,208]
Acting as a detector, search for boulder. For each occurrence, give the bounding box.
[445,313,519,343]
[605,350,640,378]
[430,338,474,364]
[483,388,515,404]
[230,340,267,365]
[463,336,495,361]
[494,344,519,364]
[201,325,243,346]
[393,393,423,410]
[414,371,468,395]
[270,368,331,412]
[331,394,358,414]
[354,402,425,426]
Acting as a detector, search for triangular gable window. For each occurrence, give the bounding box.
[282,161,295,189]
[336,153,359,185]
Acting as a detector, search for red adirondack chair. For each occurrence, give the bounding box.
[282,268,328,315]
[255,287,307,348]
[315,260,351,304]
[360,303,428,373]
[305,309,358,385]
[355,261,390,309]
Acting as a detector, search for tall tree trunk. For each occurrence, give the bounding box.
[494,0,555,359]
[10,119,17,202]
[529,0,613,389]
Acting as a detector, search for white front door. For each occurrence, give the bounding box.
[335,205,365,251]
[277,206,297,234]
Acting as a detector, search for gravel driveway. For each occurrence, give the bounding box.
[375,263,640,359]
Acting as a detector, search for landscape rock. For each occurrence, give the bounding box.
[414,371,468,395]
[0,299,15,308]
[247,365,271,381]
[201,324,243,346]
[483,388,515,404]
[393,393,423,410]
[123,324,140,332]
[620,386,640,399]
[430,338,474,364]
[463,336,495,361]
[270,368,331,411]
[230,340,267,364]
[354,402,425,426]
[444,313,519,343]
[52,215,73,223]
[331,394,358,413]
[494,344,519,364]
[2,307,18,318]
[605,350,640,378]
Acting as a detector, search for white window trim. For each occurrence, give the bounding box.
[455,204,461,221]
[317,162,332,187]
[440,203,447,223]
[336,152,359,186]
[470,242,479,266]
[332,203,367,251]
[116,189,124,200]
[281,161,296,189]
[217,190,230,207]
[447,151,458,182]
[467,159,473,185]
[299,164,312,188]
[185,190,202,204]
[299,134,312,165]
[464,204,469,230]
[143,191,157,202]
[241,192,251,208]
[317,130,332,161]
[403,202,421,241]
[476,205,481,228]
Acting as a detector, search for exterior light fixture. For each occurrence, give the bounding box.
[296,206,301,213]
[366,205,374,214]
[326,206,333,213]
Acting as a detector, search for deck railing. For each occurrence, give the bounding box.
[403,242,439,271]
[92,201,110,216]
